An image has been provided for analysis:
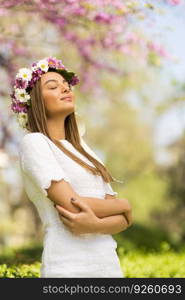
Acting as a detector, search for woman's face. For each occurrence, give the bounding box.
[40,71,75,118]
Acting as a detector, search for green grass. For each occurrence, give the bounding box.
[0,243,42,278]
[0,262,40,278]
[118,248,185,278]
[0,242,184,278]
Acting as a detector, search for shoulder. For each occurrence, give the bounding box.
[19,132,49,153]
[20,132,47,145]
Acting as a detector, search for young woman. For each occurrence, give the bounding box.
[11,57,132,278]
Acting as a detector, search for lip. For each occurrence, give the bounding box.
[61,96,72,102]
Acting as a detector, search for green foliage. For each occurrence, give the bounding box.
[0,242,184,278]
[0,262,40,278]
[120,171,169,225]
[116,225,185,277]
[0,243,42,278]
[120,249,185,278]
[0,243,43,265]
[114,224,177,252]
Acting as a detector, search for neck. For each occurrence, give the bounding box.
[47,116,66,140]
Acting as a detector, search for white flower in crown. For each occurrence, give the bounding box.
[36,59,49,72]
[17,112,28,129]
[15,88,30,102]
[15,68,32,81]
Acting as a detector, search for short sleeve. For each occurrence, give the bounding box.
[104,182,118,196]
[19,133,70,197]
[80,137,118,197]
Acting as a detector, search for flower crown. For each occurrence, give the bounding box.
[10,56,80,130]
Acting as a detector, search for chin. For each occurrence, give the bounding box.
[63,107,75,115]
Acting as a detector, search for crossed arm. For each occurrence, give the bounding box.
[87,197,131,234]
[46,179,133,235]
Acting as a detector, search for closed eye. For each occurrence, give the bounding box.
[49,85,72,90]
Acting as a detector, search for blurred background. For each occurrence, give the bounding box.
[0,0,185,277]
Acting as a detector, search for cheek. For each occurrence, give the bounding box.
[42,90,59,106]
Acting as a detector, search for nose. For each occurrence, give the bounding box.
[61,86,70,94]
[60,87,72,101]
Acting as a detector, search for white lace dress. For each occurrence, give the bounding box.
[18,132,124,278]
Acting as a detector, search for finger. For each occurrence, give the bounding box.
[124,211,132,226]
[127,210,133,223]
[56,205,74,220]
[122,213,129,226]
[71,198,91,212]
[60,215,71,227]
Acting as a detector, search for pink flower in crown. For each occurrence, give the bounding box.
[10,91,16,103]
[56,60,65,69]
[69,74,80,86]
[47,57,66,70]
[14,77,28,89]
[28,68,44,88]
[10,56,80,129]
[11,100,28,113]
[47,57,58,68]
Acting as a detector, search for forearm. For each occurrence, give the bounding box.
[95,213,129,234]
[77,196,131,218]
[47,178,130,218]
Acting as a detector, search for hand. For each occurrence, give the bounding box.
[55,198,100,235]
[108,196,132,228]
[123,210,133,227]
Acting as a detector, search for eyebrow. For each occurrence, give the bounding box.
[44,79,67,86]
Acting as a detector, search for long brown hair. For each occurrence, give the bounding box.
[26,73,115,183]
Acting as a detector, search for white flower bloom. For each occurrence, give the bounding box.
[16,68,32,81]
[15,88,30,103]
[37,59,49,72]
[17,112,28,129]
